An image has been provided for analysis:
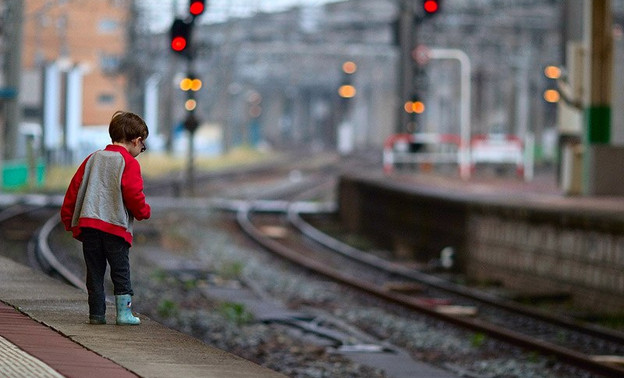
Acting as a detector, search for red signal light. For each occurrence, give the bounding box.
[169,18,191,56]
[189,0,205,16]
[171,36,187,52]
[423,0,439,14]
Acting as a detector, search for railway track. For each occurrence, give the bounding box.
[2,152,353,291]
[238,201,624,377]
[10,153,623,376]
[0,197,57,267]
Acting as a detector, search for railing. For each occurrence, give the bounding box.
[383,133,534,181]
[469,134,531,180]
[383,133,465,175]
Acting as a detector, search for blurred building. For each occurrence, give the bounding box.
[20,0,130,133]
[133,0,565,155]
[4,0,623,162]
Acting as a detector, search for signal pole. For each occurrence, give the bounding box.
[337,61,357,154]
[396,1,417,133]
[169,0,206,196]
[395,0,441,134]
[581,0,614,195]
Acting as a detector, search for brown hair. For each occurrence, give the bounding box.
[109,111,149,143]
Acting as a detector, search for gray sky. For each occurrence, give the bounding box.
[138,0,345,32]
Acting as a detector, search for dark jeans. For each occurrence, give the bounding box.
[81,228,133,317]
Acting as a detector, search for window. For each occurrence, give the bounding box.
[98,19,119,34]
[99,52,122,74]
[98,93,115,105]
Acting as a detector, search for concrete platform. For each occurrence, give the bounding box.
[0,255,285,378]
[338,169,624,313]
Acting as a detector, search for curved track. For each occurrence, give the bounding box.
[0,198,83,289]
[237,202,624,377]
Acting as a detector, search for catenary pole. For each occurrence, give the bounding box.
[582,0,613,194]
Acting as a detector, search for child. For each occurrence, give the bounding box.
[61,110,151,325]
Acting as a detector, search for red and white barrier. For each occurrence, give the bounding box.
[469,134,529,180]
[383,133,468,176]
[383,133,534,181]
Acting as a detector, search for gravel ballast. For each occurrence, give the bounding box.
[128,208,594,378]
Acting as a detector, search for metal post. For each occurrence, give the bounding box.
[144,75,160,136]
[583,0,612,145]
[396,1,416,133]
[187,127,195,196]
[428,48,472,179]
[65,66,83,164]
[26,135,36,188]
[43,63,61,162]
[582,0,613,195]
[184,59,199,196]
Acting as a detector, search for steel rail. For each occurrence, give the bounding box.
[238,204,624,377]
[0,202,83,289]
[36,214,85,290]
[287,203,624,346]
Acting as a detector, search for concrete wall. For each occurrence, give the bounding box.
[467,210,624,313]
[338,174,469,265]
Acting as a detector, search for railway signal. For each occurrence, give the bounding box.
[189,0,206,17]
[179,76,202,92]
[338,61,357,99]
[543,65,561,103]
[170,18,192,56]
[422,0,441,17]
[179,74,201,130]
[404,98,425,114]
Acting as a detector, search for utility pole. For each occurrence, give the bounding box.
[583,0,612,146]
[582,0,614,195]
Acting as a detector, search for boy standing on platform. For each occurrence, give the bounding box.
[61,110,151,325]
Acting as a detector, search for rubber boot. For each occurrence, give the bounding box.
[115,294,140,325]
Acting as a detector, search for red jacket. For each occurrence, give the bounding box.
[61,145,150,245]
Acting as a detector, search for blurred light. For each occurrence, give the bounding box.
[544,89,560,103]
[171,36,187,52]
[180,78,202,91]
[342,61,357,74]
[189,0,205,16]
[404,101,412,113]
[338,84,356,98]
[247,91,262,104]
[423,0,440,15]
[544,65,561,79]
[412,101,425,114]
[180,78,192,91]
[190,79,202,91]
[404,101,425,114]
[185,99,197,111]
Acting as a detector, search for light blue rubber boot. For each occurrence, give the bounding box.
[115,294,140,325]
